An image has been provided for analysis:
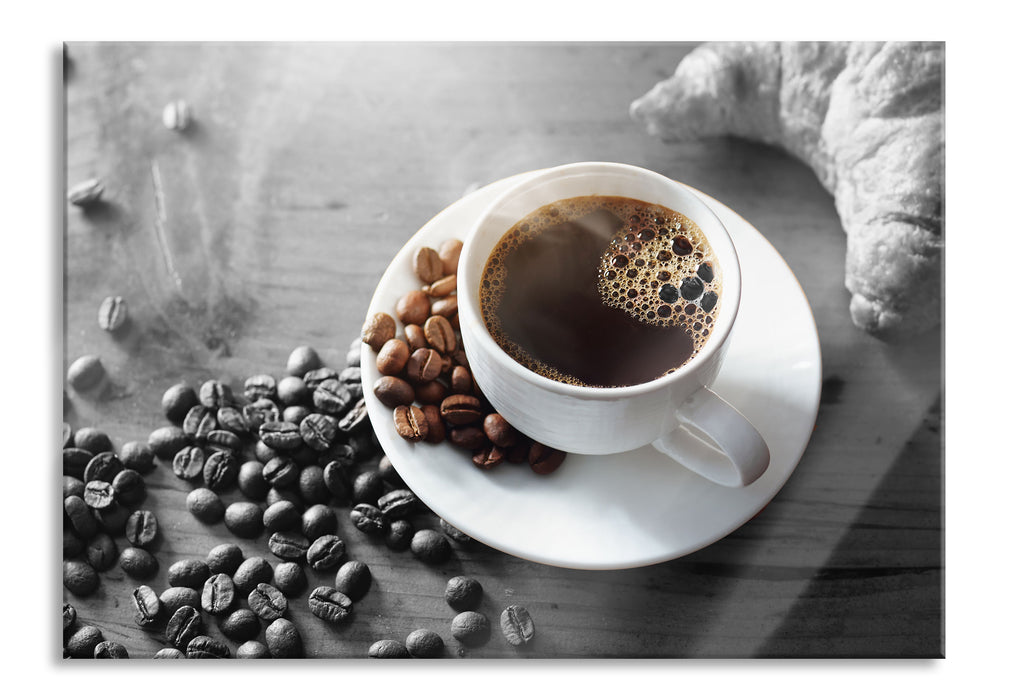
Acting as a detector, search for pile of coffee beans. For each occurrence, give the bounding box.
[363,238,566,475]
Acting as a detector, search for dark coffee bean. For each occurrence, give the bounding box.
[373,376,415,408]
[296,465,329,506]
[384,519,414,551]
[94,502,129,536]
[265,618,303,659]
[64,495,98,539]
[406,347,443,383]
[131,584,161,628]
[206,429,242,455]
[248,582,288,622]
[65,625,104,658]
[283,405,311,425]
[166,605,204,650]
[203,450,238,492]
[254,440,279,464]
[313,378,353,416]
[377,488,418,520]
[236,640,270,659]
[500,604,536,646]
[440,518,472,544]
[299,413,337,451]
[450,425,488,450]
[268,531,310,562]
[306,534,346,571]
[74,427,113,455]
[303,367,340,390]
[111,468,145,505]
[63,448,93,479]
[63,559,100,596]
[506,436,531,463]
[287,345,323,377]
[415,380,447,406]
[679,276,704,301]
[333,560,371,601]
[263,500,301,533]
[337,397,370,435]
[183,404,217,441]
[119,546,159,579]
[168,559,210,590]
[243,398,281,433]
[237,460,269,500]
[352,470,385,505]
[445,575,483,611]
[233,557,273,595]
[260,421,303,451]
[308,586,353,623]
[206,543,244,576]
[451,610,491,646]
[450,365,473,394]
[172,445,206,481]
[63,528,84,558]
[472,445,505,469]
[201,573,237,615]
[266,486,305,510]
[124,509,158,548]
[85,532,118,571]
[162,383,199,423]
[186,635,231,659]
[63,602,77,632]
[83,480,115,510]
[148,425,189,460]
[350,503,387,534]
[405,628,444,658]
[225,502,264,539]
[528,442,567,475]
[198,380,234,409]
[68,356,106,395]
[153,647,186,659]
[322,453,355,503]
[301,504,339,541]
[440,394,483,425]
[159,587,201,616]
[243,374,277,402]
[411,529,452,564]
[83,451,123,484]
[94,640,130,659]
[369,639,410,659]
[376,455,405,489]
[700,290,718,312]
[276,376,309,406]
[272,561,307,597]
[186,487,225,523]
[483,413,518,447]
[220,608,261,642]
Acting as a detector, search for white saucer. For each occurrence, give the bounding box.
[362,172,822,570]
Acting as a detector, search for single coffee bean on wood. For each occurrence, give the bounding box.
[276,375,309,405]
[220,608,261,642]
[445,575,483,611]
[385,519,414,551]
[451,611,491,647]
[159,587,201,615]
[373,375,415,408]
[333,560,371,601]
[168,559,210,589]
[272,561,307,597]
[350,503,387,534]
[97,295,128,332]
[124,509,158,548]
[65,625,104,658]
[265,618,303,659]
[67,355,107,394]
[298,468,329,509]
[131,585,161,628]
[268,531,310,562]
[111,468,146,505]
[236,640,270,659]
[85,531,118,571]
[94,640,130,659]
[187,487,225,524]
[225,501,264,539]
[201,573,237,615]
[233,557,273,595]
[63,560,100,596]
[186,635,231,659]
[148,425,189,460]
[308,586,353,623]
[411,529,452,564]
[393,405,428,442]
[153,648,186,659]
[206,543,244,575]
[362,312,397,352]
[74,427,113,455]
[352,470,385,505]
[243,374,277,402]
[405,628,444,658]
[266,486,305,510]
[162,383,199,423]
[286,345,323,377]
[248,582,288,622]
[166,605,204,650]
[306,534,346,571]
[369,639,410,659]
[198,380,234,409]
[500,605,536,646]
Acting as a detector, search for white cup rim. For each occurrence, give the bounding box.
[458,161,742,399]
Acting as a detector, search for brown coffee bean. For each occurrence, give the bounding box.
[420,405,445,444]
[403,323,428,351]
[472,445,505,469]
[430,296,459,320]
[450,365,472,394]
[483,413,518,447]
[373,376,415,408]
[423,315,456,355]
[393,405,428,442]
[440,394,482,425]
[528,442,567,474]
[395,290,431,326]
[451,348,469,369]
[422,274,456,298]
[406,348,442,384]
[375,338,410,376]
[412,246,444,284]
[450,425,488,450]
[414,380,447,405]
[361,312,397,352]
[438,238,463,275]
[505,436,531,464]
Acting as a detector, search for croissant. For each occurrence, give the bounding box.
[630,41,944,339]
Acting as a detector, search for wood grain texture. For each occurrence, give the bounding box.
[62,42,942,659]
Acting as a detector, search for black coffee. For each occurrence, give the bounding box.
[480,196,722,387]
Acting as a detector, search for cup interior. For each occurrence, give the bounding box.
[458,162,742,396]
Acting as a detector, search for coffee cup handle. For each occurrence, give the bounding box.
[651,388,770,487]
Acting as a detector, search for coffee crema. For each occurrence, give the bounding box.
[480,195,721,387]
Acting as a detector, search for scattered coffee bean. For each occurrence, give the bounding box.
[63,559,100,596]
[206,429,243,455]
[445,576,483,611]
[83,480,115,510]
[500,604,536,646]
[64,495,98,539]
[440,518,472,544]
[263,500,301,533]
[451,610,491,646]
[440,394,483,425]
[268,531,310,561]
[74,427,113,455]
[423,274,456,298]
[472,444,505,469]
[300,413,337,451]
[63,448,93,479]
[413,245,444,283]
[243,374,277,402]
[187,487,225,523]
[202,450,238,491]
[393,404,428,442]
[159,587,201,615]
[198,380,234,409]
[97,296,128,332]
[111,468,145,505]
[94,502,129,536]
[153,648,186,659]
[220,608,262,642]
[304,367,340,390]
[236,640,270,659]
[286,345,323,377]
[450,365,472,394]
[378,488,419,520]
[265,618,303,658]
[63,529,84,558]
[248,582,288,622]
[483,413,518,447]
[404,323,427,352]
[337,397,370,434]
[346,336,363,367]
[206,543,244,576]
[67,355,107,394]
[165,605,204,650]
[411,529,452,564]
[405,628,444,658]
[352,470,385,505]
[301,504,339,541]
[244,398,281,432]
[131,585,161,627]
[183,405,217,441]
[65,625,104,658]
[373,375,415,408]
[237,460,269,500]
[162,99,193,131]
[201,573,237,615]
[168,559,211,589]
[306,534,346,571]
[308,586,353,623]
[395,289,431,326]
[260,421,303,451]
[266,486,305,510]
[224,501,264,539]
[272,561,307,597]
[362,312,397,352]
[369,639,410,659]
[162,383,200,423]
[94,640,130,659]
[333,560,371,601]
[415,381,447,405]
[124,509,158,548]
[284,404,311,425]
[276,375,309,405]
[431,295,459,320]
[313,379,353,416]
[423,315,456,355]
[377,455,405,488]
[63,602,77,632]
[149,425,189,460]
[186,635,231,659]
[385,519,414,551]
[85,531,118,571]
[528,442,567,474]
[406,347,442,383]
[83,451,123,483]
[350,503,387,534]
[449,425,487,450]
[232,557,273,595]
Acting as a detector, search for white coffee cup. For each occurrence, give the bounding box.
[456,162,770,487]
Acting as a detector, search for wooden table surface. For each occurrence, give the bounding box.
[62,42,942,659]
